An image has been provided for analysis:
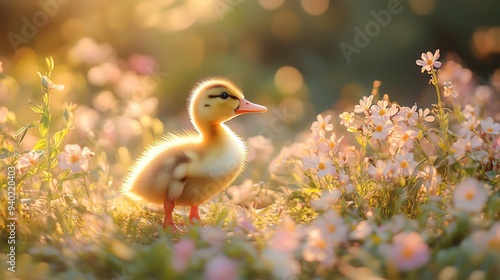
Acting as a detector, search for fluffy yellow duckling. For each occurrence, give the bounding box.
[122,78,267,229]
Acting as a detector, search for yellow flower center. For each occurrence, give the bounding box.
[487,128,493,133]
[488,238,500,251]
[400,161,408,169]
[318,162,326,170]
[329,142,336,149]
[316,239,327,249]
[70,154,80,164]
[402,246,414,260]
[427,58,433,66]
[402,134,409,141]
[406,112,413,118]
[465,190,475,200]
[375,125,383,132]
[328,224,336,233]
[379,109,387,116]
[29,159,37,166]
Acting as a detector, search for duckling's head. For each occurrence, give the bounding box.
[188,78,267,130]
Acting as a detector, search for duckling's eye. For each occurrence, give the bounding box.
[220,92,229,100]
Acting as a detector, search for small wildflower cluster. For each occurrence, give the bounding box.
[1,49,499,280]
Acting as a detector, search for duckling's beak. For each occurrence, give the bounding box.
[235,99,268,115]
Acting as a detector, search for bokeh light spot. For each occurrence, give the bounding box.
[410,0,436,16]
[259,0,284,10]
[271,11,301,40]
[275,66,304,95]
[301,0,329,16]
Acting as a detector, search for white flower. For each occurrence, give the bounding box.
[338,171,354,193]
[394,105,418,126]
[367,160,392,180]
[310,114,333,138]
[311,189,341,210]
[417,166,441,192]
[459,117,480,138]
[371,116,393,140]
[463,104,480,120]
[16,151,43,174]
[453,178,488,213]
[302,152,337,179]
[451,134,484,160]
[354,95,374,114]
[302,228,337,267]
[370,100,398,118]
[313,209,349,244]
[416,49,442,73]
[443,81,458,98]
[393,153,417,177]
[349,220,373,240]
[390,123,417,151]
[58,144,95,173]
[480,117,500,135]
[39,74,65,91]
[418,108,435,123]
[339,111,355,127]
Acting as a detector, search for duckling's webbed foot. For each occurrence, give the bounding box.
[163,198,178,230]
[189,205,200,224]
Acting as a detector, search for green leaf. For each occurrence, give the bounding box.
[53,129,69,148]
[29,100,44,115]
[39,114,50,138]
[0,148,13,160]
[32,139,47,151]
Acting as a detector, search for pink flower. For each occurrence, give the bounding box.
[385,231,430,271]
[416,49,442,73]
[58,144,95,172]
[204,255,239,280]
[453,178,488,213]
[171,238,196,273]
[269,217,301,253]
[16,151,43,174]
[0,106,8,124]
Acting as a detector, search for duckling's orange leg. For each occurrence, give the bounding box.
[189,205,200,223]
[163,198,177,230]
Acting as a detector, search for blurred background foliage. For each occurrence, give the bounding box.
[1,0,499,148]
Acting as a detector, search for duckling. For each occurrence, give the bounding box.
[122,77,267,230]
